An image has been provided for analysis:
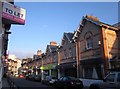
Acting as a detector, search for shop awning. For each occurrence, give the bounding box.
[55,62,76,70]
[41,64,57,70]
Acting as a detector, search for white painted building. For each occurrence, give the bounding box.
[8,55,17,61]
[8,55,21,75]
[16,58,22,74]
[0,1,26,88]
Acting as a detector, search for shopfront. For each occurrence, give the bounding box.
[41,64,58,78]
[56,62,77,77]
[80,58,103,79]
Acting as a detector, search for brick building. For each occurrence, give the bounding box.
[56,32,77,77]
[20,15,120,80]
[73,15,120,79]
[42,41,58,78]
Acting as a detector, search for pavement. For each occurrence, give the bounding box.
[2,77,10,89]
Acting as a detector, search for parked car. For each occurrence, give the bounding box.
[49,76,58,85]
[19,74,24,78]
[89,71,120,89]
[29,74,36,81]
[54,76,83,89]
[41,76,57,85]
[14,74,19,78]
[34,74,41,82]
[25,74,31,80]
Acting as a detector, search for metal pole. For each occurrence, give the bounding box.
[76,41,79,78]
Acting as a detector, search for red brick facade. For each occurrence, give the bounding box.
[74,15,120,79]
[21,15,120,79]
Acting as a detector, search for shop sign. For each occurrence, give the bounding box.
[2,2,26,25]
[42,64,57,70]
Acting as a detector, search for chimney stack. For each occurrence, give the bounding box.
[37,50,42,56]
[50,41,57,46]
[85,15,99,21]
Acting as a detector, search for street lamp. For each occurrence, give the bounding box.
[35,66,38,75]
[40,66,44,80]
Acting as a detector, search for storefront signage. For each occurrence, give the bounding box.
[2,2,26,25]
[41,64,57,70]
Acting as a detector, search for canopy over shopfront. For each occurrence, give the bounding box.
[55,62,76,70]
[40,64,57,70]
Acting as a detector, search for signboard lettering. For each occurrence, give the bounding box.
[5,7,24,18]
[2,2,26,25]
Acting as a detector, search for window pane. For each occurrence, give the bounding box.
[86,37,93,49]
[105,74,115,82]
[117,73,120,82]
[69,48,72,57]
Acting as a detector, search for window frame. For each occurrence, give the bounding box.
[69,48,72,57]
[86,36,93,50]
[104,73,115,82]
[64,50,67,59]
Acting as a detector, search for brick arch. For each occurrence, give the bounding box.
[84,31,93,39]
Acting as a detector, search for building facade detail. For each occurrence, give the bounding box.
[73,15,120,79]
[0,0,26,88]
[21,15,120,80]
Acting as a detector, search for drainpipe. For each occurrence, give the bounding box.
[76,40,80,78]
[57,49,60,78]
[41,57,44,80]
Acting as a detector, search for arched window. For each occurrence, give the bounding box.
[69,48,72,57]
[85,32,93,50]
[86,37,93,49]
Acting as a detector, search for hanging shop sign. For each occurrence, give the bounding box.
[2,2,26,25]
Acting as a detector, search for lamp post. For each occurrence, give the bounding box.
[36,66,38,75]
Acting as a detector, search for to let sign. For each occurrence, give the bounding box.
[2,2,26,25]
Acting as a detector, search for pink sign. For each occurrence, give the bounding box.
[2,2,26,25]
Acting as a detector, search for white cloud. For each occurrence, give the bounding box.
[9,50,34,59]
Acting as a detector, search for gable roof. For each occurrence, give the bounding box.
[73,15,118,41]
[64,32,74,42]
[60,32,74,46]
[49,45,58,52]
[46,44,58,53]
[84,15,118,30]
[112,22,120,29]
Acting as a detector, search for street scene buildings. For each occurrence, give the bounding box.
[0,1,119,89]
[20,15,120,80]
[7,55,21,76]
